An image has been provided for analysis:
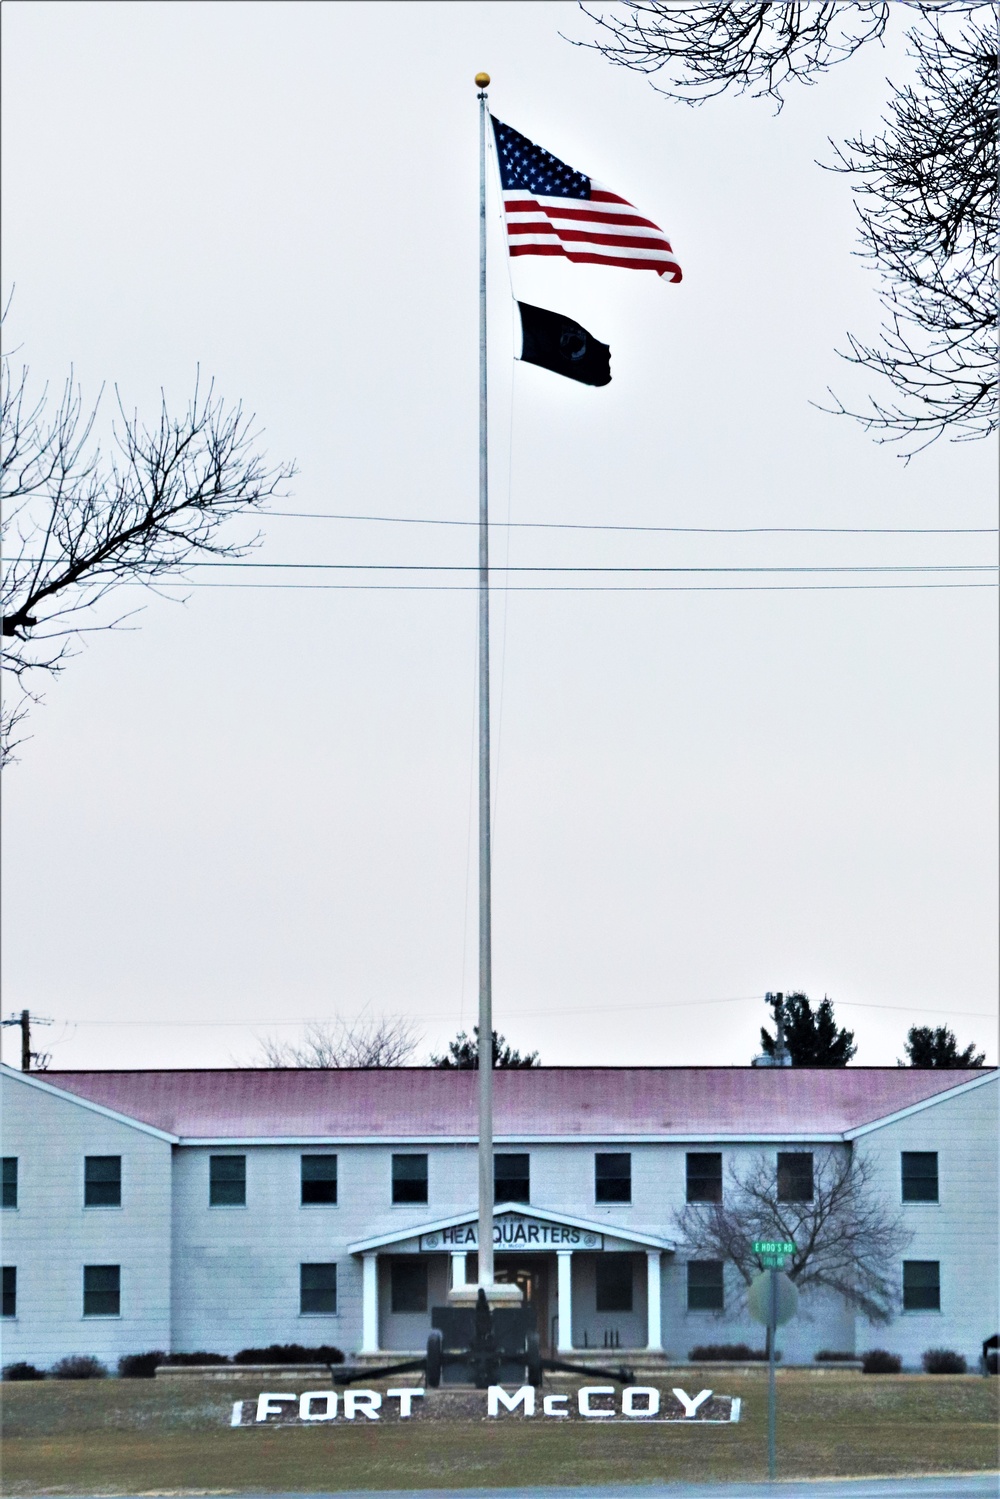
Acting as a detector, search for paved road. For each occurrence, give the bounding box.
[58,1478,999,1499]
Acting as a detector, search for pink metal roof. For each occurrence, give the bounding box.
[33,1066,990,1140]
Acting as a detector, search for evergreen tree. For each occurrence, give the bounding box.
[759,993,857,1067]
[431,1027,539,1070]
[900,1025,985,1068]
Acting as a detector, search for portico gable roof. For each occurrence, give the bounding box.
[348,1201,676,1255]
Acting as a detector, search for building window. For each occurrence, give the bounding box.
[301,1155,338,1205]
[596,1255,633,1312]
[595,1152,631,1203]
[84,1156,121,1207]
[391,1258,428,1313]
[777,1152,814,1202]
[901,1152,938,1203]
[2,1158,17,1209]
[494,1153,530,1204]
[83,1264,120,1317]
[686,1153,723,1203]
[209,1155,246,1206]
[300,1262,337,1314]
[687,1260,724,1312]
[2,1267,15,1318]
[903,1260,940,1311]
[391,1154,428,1204]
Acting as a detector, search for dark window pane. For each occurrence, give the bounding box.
[391,1258,428,1313]
[301,1155,338,1205]
[686,1153,723,1203]
[777,1152,814,1202]
[2,1266,15,1318]
[494,1153,530,1204]
[687,1260,724,1312]
[596,1255,633,1312]
[392,1154,428,1204]
[209,1155,246,1206]
[83,1264,120,1316]
[84,1156,121,1207]
[595,1153,631,1203]
[2,1158,17,1210]
[300,1262,337,1314]
[903,1260,940,1311]
[901,1152,938,1203]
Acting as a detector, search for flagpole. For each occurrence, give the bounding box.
[474,70,494,1293]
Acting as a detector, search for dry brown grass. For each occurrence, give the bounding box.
[2,1370,997,1494]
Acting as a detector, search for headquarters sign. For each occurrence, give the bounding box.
[420,1213,603,1251]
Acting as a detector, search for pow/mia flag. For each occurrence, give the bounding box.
[517,301,611,387]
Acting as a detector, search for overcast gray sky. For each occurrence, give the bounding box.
[2,1,996,1072]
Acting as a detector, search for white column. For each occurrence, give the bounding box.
[556,1250,573,1353]
[361,1253,379,1354]
[451,1252,467,1291]
[646,1250,663,1352]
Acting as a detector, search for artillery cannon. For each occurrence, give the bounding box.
[333,1286,634,1389]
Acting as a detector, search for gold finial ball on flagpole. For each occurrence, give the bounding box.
[475,72,490,88]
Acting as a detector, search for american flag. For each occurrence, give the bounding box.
[491,117,682,283]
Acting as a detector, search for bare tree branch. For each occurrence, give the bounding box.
[574,3,998,453]
[823,12,998,450]
[255,1015,421,1069]
[1,347,295,764]
[674,1148,911,1323]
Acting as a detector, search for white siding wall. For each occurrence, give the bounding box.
[0,1074,172,1370]
[854,1080,998,1369]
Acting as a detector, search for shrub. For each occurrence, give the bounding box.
[689,1343,768,1362]
[118,1351,165,1379]
[160,1351,230,1366]
[233,1343,344,1365]
[862,1349,902,1374]
[50,1355,108,1380]
[3,1362,45,1381]
[922,1348,967,1374]
[815,1350,858,1362]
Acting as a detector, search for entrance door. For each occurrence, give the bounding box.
[495,1257,551,1350]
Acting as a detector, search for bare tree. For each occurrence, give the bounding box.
[575,3,998,452]
[1,347,294,763]
[256,1015,421,1069]
[674,1148,911,1323]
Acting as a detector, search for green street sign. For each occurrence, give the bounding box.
[759,1254,787,1268]
[753,1240,795,1255]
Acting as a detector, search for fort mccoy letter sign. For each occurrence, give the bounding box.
[231,1385,741,1426]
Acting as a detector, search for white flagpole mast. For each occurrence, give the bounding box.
[474,70,494,1293]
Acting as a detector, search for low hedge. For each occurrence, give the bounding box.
[3,1362,45,1381]
[922,1348,967,1374]
[233,1343,345,1365]
[815,1350,858,1362]
[50,1355,108,1380]
[861,1349,902,1374]
[689,1343,769,1361]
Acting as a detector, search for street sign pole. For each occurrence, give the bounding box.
[767,1265,778,1479]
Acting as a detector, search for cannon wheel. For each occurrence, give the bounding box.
[526,1332,542,1387]
[426,1329,443,1388]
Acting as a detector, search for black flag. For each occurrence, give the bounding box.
[517,301,611,387]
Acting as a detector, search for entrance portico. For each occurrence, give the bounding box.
[349,1203,674,1356]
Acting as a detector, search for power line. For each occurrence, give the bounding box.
[143,580,998,593]
[265,510,999,536]
[163,562,996,574]
[56,998,997,1027]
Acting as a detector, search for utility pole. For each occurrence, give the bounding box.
[1,1010,53,1071]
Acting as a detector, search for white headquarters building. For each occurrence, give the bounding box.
[1,1063,995,1371]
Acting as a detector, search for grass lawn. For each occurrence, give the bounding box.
[2,1371,997,1495]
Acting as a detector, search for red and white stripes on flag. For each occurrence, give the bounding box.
[502,187,683,283]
